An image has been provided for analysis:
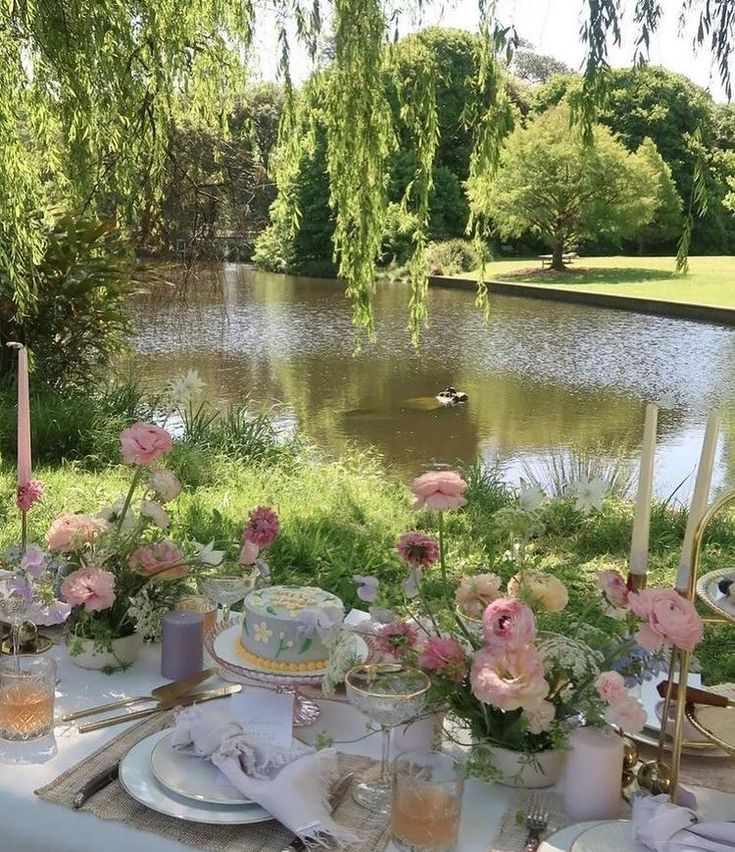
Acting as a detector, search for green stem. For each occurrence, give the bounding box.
[117,466,144,532]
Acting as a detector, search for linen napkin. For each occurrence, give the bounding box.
[171,704,358,848]
[632,793,735,851]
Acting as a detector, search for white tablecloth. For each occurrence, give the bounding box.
[0,643,512,852]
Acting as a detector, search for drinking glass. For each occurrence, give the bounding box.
[392,750,465,852]
[198,568,260,623]
[0,657,56,741]
[176,595,217,633]
[345,663,430,811]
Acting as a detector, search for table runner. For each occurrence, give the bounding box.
[36,712,391,852]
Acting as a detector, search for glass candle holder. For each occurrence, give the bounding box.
[0,656,56,741]
[392,750,465,852]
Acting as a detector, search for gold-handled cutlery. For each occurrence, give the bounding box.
[62,667,218,722]
[78,684,242,733]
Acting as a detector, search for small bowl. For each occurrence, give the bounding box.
[654,699,710,743]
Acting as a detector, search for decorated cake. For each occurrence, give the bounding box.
[239,585,344,673]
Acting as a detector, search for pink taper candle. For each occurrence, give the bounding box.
[17,345,32,489]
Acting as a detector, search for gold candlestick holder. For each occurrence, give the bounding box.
[661,489,735,802]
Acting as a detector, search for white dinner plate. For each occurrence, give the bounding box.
[540,822,603,852]
[150,731,251,806]
[120,730,273,825]
[569,820,645,852]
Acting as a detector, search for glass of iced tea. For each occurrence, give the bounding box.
[0,657,56,741]
[392,750,465,852]
[176,595,217,633]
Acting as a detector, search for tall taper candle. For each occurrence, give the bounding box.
[17,346,31,490]
[629,403,658,577]
[676,410,721,591]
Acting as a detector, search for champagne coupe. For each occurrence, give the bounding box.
[345,663,431,811]
[197,567,260,623]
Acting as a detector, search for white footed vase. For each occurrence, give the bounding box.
[67,632,144,671]
[489,745,567,788]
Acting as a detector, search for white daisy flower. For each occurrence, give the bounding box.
[569,475,609,514]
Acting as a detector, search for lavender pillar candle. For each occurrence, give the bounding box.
[161,611,204,680]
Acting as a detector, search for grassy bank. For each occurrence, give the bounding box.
[2,437,735,684]
[458,256,735,307]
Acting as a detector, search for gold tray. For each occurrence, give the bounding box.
[696,568,735,624]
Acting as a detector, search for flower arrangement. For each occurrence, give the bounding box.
[354,469,704,778]
[48,422,222,659]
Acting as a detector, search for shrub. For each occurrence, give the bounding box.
[425,239,484,276]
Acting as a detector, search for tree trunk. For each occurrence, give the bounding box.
[551,241,564,271]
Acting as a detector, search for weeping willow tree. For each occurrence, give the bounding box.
[1,0,734,341]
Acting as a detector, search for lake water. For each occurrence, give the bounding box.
[128,264,735,499]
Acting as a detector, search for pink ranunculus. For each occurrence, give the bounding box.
[238,540,260,565]
[149,468,182,502]
[61,567,116,612]
[120,422,172,466]
[628,587,703,652]
[418,636,468,683]
[595,671,628,705]
[410,471,468,511]
[482,598,537,650]
[471,645,549,711]
[455,573,503,618]
[243,506,280,548]
[376,621,419,660]
[139,500,170,530]
[597,570,629,609]
[46,513,104,553]
[129,540,189,580]
[17,479,44,512]
[524,699,556,735]
[605,695,647,734]
[396,531,440,569]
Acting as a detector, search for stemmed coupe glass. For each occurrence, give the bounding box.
[197,566,263,623]
[345,663,431,812]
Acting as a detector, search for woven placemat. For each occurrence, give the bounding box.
[36,712,391,851]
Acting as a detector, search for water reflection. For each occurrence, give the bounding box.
[128,264,735,498]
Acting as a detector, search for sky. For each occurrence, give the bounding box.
[251,0,730,102]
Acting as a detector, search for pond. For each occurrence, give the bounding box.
[128,263,735,499]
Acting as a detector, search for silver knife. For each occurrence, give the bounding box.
[280,771,355,852]
[72,763,119,809]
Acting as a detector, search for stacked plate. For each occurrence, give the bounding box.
[120,730,274,825]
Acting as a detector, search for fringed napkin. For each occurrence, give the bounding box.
[632,793,735,851]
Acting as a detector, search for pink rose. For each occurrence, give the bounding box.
[595,671,628,705]
[396,532,440,569]
[238,540,260,565]
[482,598,536,650]
[597,570,629,609]
[46,514,104,552]
[605,695,647,734]
[376,621,419,659]
[120,422,172,466]
[243,506,280,548]
[61,567,116,612]
[455,573,502,618]
[508,570,569,613]
[524,700,556,734]
[129,540,189,580]
[418,636,468,683]
[629,588,703,652]
[411,471,467,511]
[471,645,549,711]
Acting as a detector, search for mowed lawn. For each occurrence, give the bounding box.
[460,255,735,307]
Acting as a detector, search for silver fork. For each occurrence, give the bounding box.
[523,795,549,852]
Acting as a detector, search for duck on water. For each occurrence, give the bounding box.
[435,386,468,406]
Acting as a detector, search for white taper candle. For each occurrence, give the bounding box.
[629,403,658,576]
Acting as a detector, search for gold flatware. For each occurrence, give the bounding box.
[62,667,217,722]
[78,684,242,733]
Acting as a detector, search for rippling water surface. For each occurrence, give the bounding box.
[128,264,735,497]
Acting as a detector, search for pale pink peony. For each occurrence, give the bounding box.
[455,573,503,618]
[482,598,537,650]
[508,570,569,613]
[238,540,260,565]
[46,514,104,552]
[628,588,703,652]
[17,479,44,512]
[396,531,440,569]
[140,500,170,530]
[149,468,182,502]
[595,671,628,705]
[61,567,116,612]
[120,422,172,466]
[376,621,419,659]
[243,506,280,548]
[471,645,549,711]
[418,636,468,683]
[597,570,629,609]
[605,695,647,734]
[129,540,189,580]
[411,471,468,511]
[524,699,556,734]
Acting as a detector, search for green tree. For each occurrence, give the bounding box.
[468,106,661,270]
[510,40,571,85]
[631,137,683,253]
